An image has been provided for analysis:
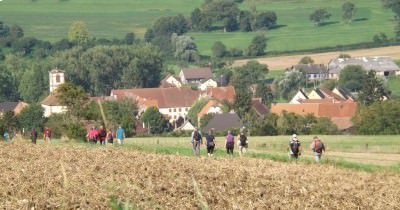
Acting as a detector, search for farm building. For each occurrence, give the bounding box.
[0,101,29,116]
[328,56,400,79]
[179,67,213,84]
[288,64,328,81]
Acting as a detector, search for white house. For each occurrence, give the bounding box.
[110,87,200,122]
[160,75,182,88]
[198,78,217,91]
[176,121,195,131]
[179,67,213,84]
[289,89,308,104]
[41,69,67,117]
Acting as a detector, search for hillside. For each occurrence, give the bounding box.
[0,0,395,55]
[1,141,399,209]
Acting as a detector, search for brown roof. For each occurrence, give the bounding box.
[318,88,346,101]
[41,94,62,106]
[111,87,200,108]
[181,67,213,80]
[251,98,269,116]
[159,75,181,88]
[0,101,29,114]
[197,100,220,120]
[270,101,358,130]
[202,86,236,103]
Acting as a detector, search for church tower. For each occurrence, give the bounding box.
[49,69,65,93]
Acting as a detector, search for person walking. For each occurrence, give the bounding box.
[237,131,248,156]
[191,128,202,157]
[3,131,9,143]
[288,134,301,160]
[116,125,125,145]
[225,130,235,156]
[205,129,216,157]
[310,136,325,163]
[43,127,52,143]
[106,129,114,145]
[98,126,107,145]
[30,128,38,144]
[87,127,98,144]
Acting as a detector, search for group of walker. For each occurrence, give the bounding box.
[191,128,249,158]
[191,128,325,163]
[86,125,125,145]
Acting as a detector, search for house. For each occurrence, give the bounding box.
[200,86,236,103]
[203,112,243,132]
[110,87,200,122]
[176,121,195,131]
[328,56,400,79]
[289,64,328,81]
[179,67,213,84]
[270,100,357,130]
[198,78,218,91]
[160,75,182,88]
[307,87,347,101]
[197,100,223,124]
[290,89,308,104]
[0,101,29,116]
[41,69,67,117]
[251,98,269,117]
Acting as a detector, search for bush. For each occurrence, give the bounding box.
[65,122,87,141]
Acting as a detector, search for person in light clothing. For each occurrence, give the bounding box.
[116,125,125,144]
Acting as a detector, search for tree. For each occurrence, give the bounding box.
[17,104,45,132]
[124,32,135,45]
[18,62,49,102]
[253,11,277,30]
[342,2,356,24]
[0,111,17,134]
[55,82,89,120]
[212,41,227,58]
[103,99,138,137]
[152,15,189,36]
[202,0,240,32]
[358,70,390,106]
[311,117,338,134]
[0,65,19,102]
[382,0,400,18]
[247,34,267,56]
[68,21,89,45]
[274,71,306,100]
[223,16,238,32]
[338,65,366,91]
[239,11,252,32]
[199,113,214,130]
[187,98,208,127]
[144,29,155,42]
[234,86,252,118]
[141,106,167,134]
[353,100,400,134]
[231,60,268,88]
[191,8,202,30]
[310,8,332,26]
[171,34,199,62]
[298,56,314,64]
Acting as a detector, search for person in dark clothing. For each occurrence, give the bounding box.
[205,129,216,157]
[288,134,301,160]
[225,130,235,155]
[30,128,38,144]
[98,126,107,145]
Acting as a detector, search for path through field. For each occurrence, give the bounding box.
[0,141,399,209]
[234,46,400,70]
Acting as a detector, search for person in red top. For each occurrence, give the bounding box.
[98,126,107,145]
[87,127,98,144]
[43,127,52,143]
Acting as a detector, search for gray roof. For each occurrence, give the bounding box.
[181,67,213,80]
[291,64,328,74]
[204,112,242,132]
[0,102,19,112]
[328,57,400,74]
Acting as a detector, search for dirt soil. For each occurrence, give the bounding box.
[1,141,399,209]
[234,46,400,70]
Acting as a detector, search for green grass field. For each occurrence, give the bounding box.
[0,0,395,55]
[114,135,400,172]
[387,75,400,98]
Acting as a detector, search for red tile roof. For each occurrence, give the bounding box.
[41,94,62,106]
[181,67,213,80]
[111,87,200,108]
[251,98,269,116]
[201,86,236,103]
[197,100,220,120]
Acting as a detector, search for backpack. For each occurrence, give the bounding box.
[31,130,37,138]
[290,141,300,154]
[314,140,323,153]
[100,129,107,138]
[193,131,201,141]
[239,134,247,145]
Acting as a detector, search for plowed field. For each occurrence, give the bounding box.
[1,142,399,209]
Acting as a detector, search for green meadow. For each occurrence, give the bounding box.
[0,0,395,55]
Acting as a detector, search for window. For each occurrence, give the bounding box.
[173,108,176,112]
[169,108,172,112]
[178,108,181,112]
[185,108,189,111]
[55,74,60,83]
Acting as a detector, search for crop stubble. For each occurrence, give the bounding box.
[0,142,399,209]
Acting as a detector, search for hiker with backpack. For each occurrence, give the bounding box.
[87,127,98,144]
[30,128,38,144]
[225,130,235,155]
[310,136,325,163]
[205,128,216,157]
[288,134,301,160]
[98,126,107,145]
[237,131,248,156]
[106,129,114,145]
[191,128,202,157]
